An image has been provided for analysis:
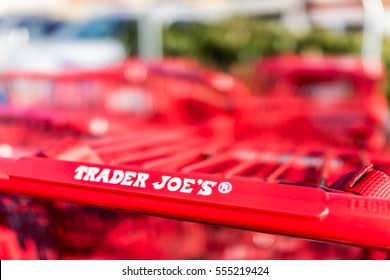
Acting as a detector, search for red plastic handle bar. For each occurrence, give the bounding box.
[0,157,389,250]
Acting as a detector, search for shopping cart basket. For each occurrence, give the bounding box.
[0,56,389,260]
[234,54,389,151]
[0,57,246,129]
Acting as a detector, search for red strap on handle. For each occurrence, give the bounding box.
[331,164,390,199]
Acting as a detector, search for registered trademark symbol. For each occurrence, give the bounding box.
[218,182,232,194]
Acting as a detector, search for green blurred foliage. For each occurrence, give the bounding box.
[120,21,138,56]
[163,18,360,66]
[161,17,390,99]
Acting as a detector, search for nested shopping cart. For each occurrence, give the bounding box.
[235,54,389,151]
[0,56,389,260]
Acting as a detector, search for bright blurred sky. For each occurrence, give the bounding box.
[0,0,297,17]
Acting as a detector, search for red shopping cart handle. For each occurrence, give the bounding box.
[0,157,389,250]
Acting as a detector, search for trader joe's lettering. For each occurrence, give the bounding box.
[152,176,217,195]
[74,165,149,187]
[74,165,230,196]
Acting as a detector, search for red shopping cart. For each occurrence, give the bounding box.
[0,55,389,260]
[235,54,389,151]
